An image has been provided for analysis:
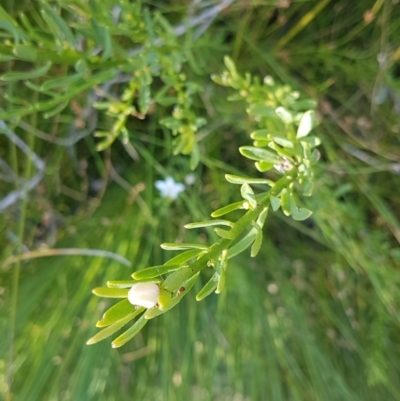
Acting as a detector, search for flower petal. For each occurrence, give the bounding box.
[128,282,160,308]
[155,177,185,199]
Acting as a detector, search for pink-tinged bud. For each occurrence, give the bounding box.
[128,282,160,308]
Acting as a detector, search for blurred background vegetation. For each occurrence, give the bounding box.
[1,0,400,400]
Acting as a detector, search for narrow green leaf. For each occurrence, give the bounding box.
[196,273,218,301]
[143,306,165,320]
[289,193,312,221]
[253,140,270,148]
[270,196,281,211]
[107,280,136,288]
[160,243,209,251]
[0,105,34,119]
[241,183,257,209]
[302,181,314,197]
[272,136,293,148]
[94,130,110,137]
[211,201,245,217]
[190,143,200,170]
[156,96,177,106]
[280,188,291,216]
[163,267,192,292]
[155,12,175,36]
[250,129,270,140]
[268,142,293,159]
[86,308,143,345]
[0,8,23,42]
[117,278,163,287]
[23,80,43,92]
[247,104,278,118]
[96,137,114,152]
[100,26,112,60]
[250,129,293,142]
[297,110,316,138]
[211,73,229,86]
[214,227,235,240]
[4,94,26,105]
[18,12,35,37]
[184,219,233,229]
[158,289,173,310]
[0,23,20,43]
[75,60,87,74]
[37,69,116,114]
[216,269,226,294]
[92,288,129,298]
[43,101,68,119]
[291,207,312,221]
[145,273,199,319]
[139,84,151,115]
[291,99,317,111]
[275,106,293,123]
[255,161,274,172]
[132,265,181,280]
[111,314,148,348]
[41,3,77,47]
[0,61,51,81]
[228,229,257,259]
[215,250,228,294]
[303,159,311,174]
[0,55,14,62]
[309,149,320,165]
[256,207,269,227]
[224,55,237,77]
[250,223,263,258]
[40,73,83,91]
[106,279,161,288]
[164,249,204,266]
[213,261,222,275]
[144,7,155,43]
[225,174,274,186]
[96,299,135,328]
[300,136,321,148]
[12,45,37,61]
[239,146,281,164]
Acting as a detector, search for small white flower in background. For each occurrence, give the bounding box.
[128,282,160,308]
[155,176,185,200]
[267,283,279,295]
[184,174,196,186]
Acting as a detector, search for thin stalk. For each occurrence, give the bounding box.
[6,0,18,185]
[7,96,37,400]
[5,3,18,397]
[8,131,18,183]
[3,247,132,269]
[274,0,332,50]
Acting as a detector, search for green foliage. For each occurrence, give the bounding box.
[2,0,400,400]
[0,0,204,161]
[89,58,320,346]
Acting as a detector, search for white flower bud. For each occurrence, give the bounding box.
[128,282,160,308]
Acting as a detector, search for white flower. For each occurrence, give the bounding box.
[155,176,185,200]
[128,282,160,308]
[184,174,196,185]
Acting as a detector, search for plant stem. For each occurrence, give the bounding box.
[7,100,37,401]
[191,171,296,274]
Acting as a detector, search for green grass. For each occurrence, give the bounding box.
[1,0,400,400]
